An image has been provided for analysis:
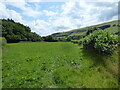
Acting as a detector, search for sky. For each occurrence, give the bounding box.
[0,0,119,36]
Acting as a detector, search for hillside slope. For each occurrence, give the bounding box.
[50,20,119,40]
[2,19,42,43]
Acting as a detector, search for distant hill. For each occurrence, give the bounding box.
[2,19,119,43]
[50,20,119,41]
[2,19,42,43]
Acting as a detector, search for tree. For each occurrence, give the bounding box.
[2,19,43,43]
[43,36,58,42]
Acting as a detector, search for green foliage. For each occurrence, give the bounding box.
[71,39,84,45]
[66,37,71,41]
[2,19,42,43]
[43,36,58,42]
[78,38,84,45]
[2,37,7,46]
[83,30,118,54]
[71,40,79,44]
[98,24,111,30]
[0,37,7,46]
[57,38,67,42]
[86,27,97,36]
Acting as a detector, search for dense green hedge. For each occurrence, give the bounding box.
[82,30,118,54]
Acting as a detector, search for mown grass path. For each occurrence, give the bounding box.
[2,42,119,88]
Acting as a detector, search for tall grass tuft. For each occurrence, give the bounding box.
[0,37,7,46]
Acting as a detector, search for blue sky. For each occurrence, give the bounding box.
[0,0,119,36]
[6,2,64,21]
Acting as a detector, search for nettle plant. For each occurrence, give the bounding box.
[83,30,118,54]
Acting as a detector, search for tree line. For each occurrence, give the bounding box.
[2,19,69,43]
[2,19,43,43]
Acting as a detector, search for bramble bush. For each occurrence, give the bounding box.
[82,30,118,54]
[78,38,84,45]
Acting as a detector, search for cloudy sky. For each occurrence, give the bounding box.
[0,0,119,36]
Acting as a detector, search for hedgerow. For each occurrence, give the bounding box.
[82,30,118,54]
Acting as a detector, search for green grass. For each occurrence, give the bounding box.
[2,42,119,88]
[104,26,118,34]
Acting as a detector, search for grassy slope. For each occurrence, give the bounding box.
[51,20,119,39]
[2,42,119,88]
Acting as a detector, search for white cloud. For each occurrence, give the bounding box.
[28,20,52,36]
[22,7,41,17]
[57,1,118,28]
[4,0,26,10]
[0,2,23,23]
[1,0,119,2]
[4,1,41,18]
[0,0,118,36]
[43,10,58,16]
[27,1,118,36]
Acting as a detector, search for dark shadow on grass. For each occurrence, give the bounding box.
[81,47,108,66]
[81,47,119,79]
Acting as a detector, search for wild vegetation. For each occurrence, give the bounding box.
[0,37,7,46]
[2,19,119,88]
[2,42,119,88]
[83,30,118,55]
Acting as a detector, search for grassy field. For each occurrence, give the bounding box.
[2,42,119,88]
